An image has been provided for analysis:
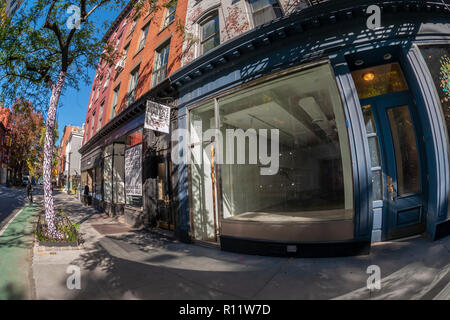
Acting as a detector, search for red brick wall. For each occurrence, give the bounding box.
[83,0,188,145]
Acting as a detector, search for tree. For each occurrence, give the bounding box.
[33,121,59,180]
[0,0,181,239]
[4,99,43,185]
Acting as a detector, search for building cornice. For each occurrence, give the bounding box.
[169,0,449,91]
[81,0,450,156]
[102,0,137,43]
[79,78,176,155]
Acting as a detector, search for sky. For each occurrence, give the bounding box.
[55,5,123,146]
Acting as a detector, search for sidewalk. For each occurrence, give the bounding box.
[32,192,450,300]
[0,202,40,299]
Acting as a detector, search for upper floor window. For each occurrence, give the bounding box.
[86,119,90,140]
[200,13,220,55]
[111,85,120,119]
[129,16,138,35]
[103,67,112,89]
[248,0,283,27]
[116,43,129,73]
[147,1,157,16]
[91,110,95,134]
[152,41,170,87]
[127,66,140,106]
[123,43,129,60]
[97,101,104,131]
[114,33,122,51]
[137,23,149,52]
[163,1,177,28]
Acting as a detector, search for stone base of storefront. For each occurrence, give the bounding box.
[220,236,371,258]
[102,202,124,217]
[435,219,450,241]
[103,202,112,216]
[124,207,146,228]
[174,229,192,244]
[92,198,104,213]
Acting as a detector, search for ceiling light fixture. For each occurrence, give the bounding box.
[363,72,375,81]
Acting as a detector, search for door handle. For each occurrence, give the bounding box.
[387,176,395,201]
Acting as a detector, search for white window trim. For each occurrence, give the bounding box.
[198,12,220,56]
[192,4,222,59]
[162,1,177,29]
[246,0,284,28]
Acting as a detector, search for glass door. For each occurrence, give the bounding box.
[155,155,175,230]
[189,102,220,242]
[354,63,428,239]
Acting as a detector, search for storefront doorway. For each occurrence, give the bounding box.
[352,62,428,240]
[155,155,175,231]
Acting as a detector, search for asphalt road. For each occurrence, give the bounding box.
[0,185,43,231]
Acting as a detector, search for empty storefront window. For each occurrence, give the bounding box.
[113,143,125,204]
[218,64,353,223]
[103,145,113,204]
[420,46,450,143]
[189,63,354,242]
[189,102,217,241]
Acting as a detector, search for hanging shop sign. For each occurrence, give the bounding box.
[125,144,142,196]
[144,101,171,134]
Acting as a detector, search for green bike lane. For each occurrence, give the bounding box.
[0,203,40,300]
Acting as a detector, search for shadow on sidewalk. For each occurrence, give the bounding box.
[0,282,26,300]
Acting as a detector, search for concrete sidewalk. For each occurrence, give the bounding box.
[32,192,450,300]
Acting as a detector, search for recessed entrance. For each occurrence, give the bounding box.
[352,62,428,240]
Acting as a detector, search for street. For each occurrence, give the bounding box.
[0,185,42,299]
[0,185,44,230]
[0,185,39,231]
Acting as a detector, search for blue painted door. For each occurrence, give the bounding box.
[361,91,427,240]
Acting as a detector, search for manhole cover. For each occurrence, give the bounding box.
[91,223,131,235]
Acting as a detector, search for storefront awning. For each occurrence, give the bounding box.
[81,147,103,172]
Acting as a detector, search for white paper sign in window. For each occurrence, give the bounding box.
[144,101,171,134]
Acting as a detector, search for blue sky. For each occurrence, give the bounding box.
[54,5,123,145]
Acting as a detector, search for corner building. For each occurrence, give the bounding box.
[172,0,450,257]
[81,0,450,257]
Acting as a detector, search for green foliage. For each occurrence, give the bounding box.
[0,0,131,111]
[35,209,80,243]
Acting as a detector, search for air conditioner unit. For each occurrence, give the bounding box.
[115,59,125,71]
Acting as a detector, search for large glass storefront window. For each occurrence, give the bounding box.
[113,143,125,205]
[125,128,143,208]
[219,64,353,222]
[103,145,113,204]
[94,166,102,200]
[189,102,217,241]
[420,45,450,211]
[189,63,354,241]
[420,46,450,140]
